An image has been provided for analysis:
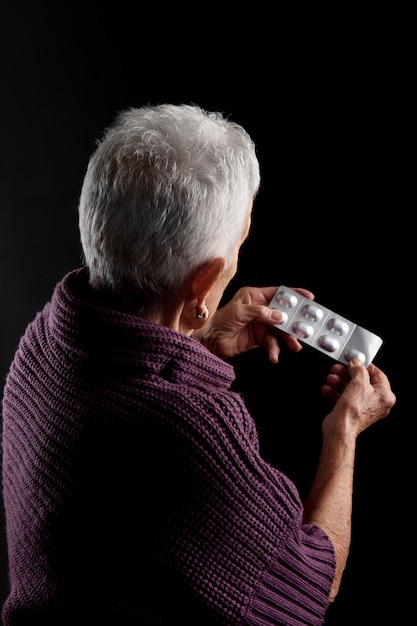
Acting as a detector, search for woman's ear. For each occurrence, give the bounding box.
[190,257,226,305]
[179,257,227,330]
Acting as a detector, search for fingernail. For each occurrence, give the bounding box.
[271,310,284,324]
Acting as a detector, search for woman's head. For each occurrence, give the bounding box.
[78,103,260,311]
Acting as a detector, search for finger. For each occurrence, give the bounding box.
[366,363,396,409]
[291,287,315,301]
[269,326,303,352]
[269,308,286,325]
[328,362,352,382]
[326,372,348,393]
[284,334,303,352]
[264,333,280,364]
[238,303,286,327]
[367,363,390,388]
[321,384,341,404]
[236,286,278,306]
[346,358,373,385]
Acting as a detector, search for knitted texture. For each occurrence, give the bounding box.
[2,267,335,625]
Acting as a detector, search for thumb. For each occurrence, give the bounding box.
[348,358,368,376]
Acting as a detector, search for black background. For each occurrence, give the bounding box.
[0,3,411,624]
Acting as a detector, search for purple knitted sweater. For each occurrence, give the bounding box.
[2,268,335,625]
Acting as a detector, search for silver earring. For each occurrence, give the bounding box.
[195,304,209,320]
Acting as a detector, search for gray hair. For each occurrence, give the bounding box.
[78,103,260,309]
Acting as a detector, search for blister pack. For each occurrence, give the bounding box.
[268,286,383,367]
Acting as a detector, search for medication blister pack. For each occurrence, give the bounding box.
[268,286,383,367]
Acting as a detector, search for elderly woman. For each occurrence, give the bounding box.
[1,104,395,625]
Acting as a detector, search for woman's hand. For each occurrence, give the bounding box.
[196,285,315,362]
[321,359,396,436]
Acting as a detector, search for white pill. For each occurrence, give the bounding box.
[318,335,339,352]
[292,321,314,339]
[301,303,323,322]
[327,318,349,336]
[344,348,366,363]
[276,290,298,308]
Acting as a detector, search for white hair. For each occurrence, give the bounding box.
[78,103,260,310]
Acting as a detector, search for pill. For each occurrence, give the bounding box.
[275,291,298,308]
[292,321,314,339]
[327,318,349,336]
[344,348,366,364]
[317,335,339,352]
[301,303,323,322]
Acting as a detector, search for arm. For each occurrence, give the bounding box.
[197,287,396,605]
[303,359,396,603]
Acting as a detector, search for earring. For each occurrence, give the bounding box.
[195,304,209,320]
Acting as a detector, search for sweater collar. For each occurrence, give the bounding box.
[47,267,235,388]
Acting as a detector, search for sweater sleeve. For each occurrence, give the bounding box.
[137,385,336,626]
[244,525,335,625]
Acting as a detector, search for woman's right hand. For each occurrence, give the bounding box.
[321,359,396,437]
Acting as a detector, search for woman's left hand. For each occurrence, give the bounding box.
[195,285,315,362]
